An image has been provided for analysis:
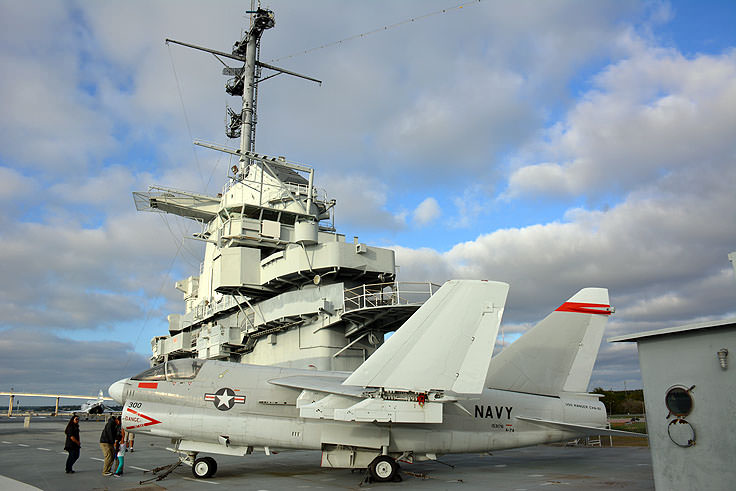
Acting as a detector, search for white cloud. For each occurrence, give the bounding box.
[0,51,118,170]
[449,185,489,229]
[392,246,452,284]
[253,0,642,179]
[505,162,574,198]
[506,48,736,199]
[589,341,642,390]
[397,163,736,326]
[321,174,406,231]
[0,166,38,202]
[0,328,149,395]
[413,197,440,226]
[0,211,198,332]
[380,63,534,170]
[617,268,736,322]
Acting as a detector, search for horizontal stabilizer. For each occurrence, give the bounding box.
[516,416,647,438]
[344,280,509,393]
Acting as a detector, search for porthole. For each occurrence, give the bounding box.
[665,386,693,417]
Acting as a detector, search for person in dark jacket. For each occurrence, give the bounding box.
[64,414,81,474]
[99,416,120,476]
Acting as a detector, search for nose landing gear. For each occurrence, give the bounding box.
[192,456,218,478]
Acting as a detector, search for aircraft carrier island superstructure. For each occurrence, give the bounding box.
[134,8,437,371]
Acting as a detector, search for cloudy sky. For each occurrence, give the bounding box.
[1,0,735,401]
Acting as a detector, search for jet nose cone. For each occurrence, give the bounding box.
[108,378,128,404]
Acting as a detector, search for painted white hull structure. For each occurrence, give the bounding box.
[110,281,644,481]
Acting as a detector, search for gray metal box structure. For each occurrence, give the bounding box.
[611,319,736,491]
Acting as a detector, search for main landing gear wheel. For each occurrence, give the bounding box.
[192,456,217,478]
[369,455,399,482]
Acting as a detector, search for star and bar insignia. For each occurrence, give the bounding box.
[204,387,246,411]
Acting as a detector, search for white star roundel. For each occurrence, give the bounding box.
[204,387,246,411]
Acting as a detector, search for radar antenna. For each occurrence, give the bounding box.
[165,8,321,172]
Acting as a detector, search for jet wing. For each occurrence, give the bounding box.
[269,280,508,425]
[268,374,364,398]
[515,416,648,438]
[271,372,465,424]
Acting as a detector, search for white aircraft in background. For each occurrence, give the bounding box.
[109,280,644,481]
[79,390,109,414]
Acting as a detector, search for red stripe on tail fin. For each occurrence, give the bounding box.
[555,302,613,315]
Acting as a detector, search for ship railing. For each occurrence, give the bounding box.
[223,179,310,196]
[270,183,329,204]
[343,281,440,313]
[281,182,309,197]
[222,179,329,205]
[191,294,244,322]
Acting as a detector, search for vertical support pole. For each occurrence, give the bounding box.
[239,10,273,170]
[306,168,314,214]
[54,397,60,417]
[239,32,257,168]
[8,395,13,417]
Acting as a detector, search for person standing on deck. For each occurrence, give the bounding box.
[99,416,120,476]
[64,414,81,474]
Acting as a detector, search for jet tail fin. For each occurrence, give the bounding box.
[344,280,509,394]
[485,288,612,396]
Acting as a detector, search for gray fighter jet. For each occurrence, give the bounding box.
[109,280,642,481]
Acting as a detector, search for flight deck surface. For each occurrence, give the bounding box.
[0,417,653,490]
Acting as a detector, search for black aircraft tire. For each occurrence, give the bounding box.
[206,457,218,477]
[369,455,398,482]
[193,457,217,478]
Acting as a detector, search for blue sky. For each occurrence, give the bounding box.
[1,0,735,397]
[657,1,736,55]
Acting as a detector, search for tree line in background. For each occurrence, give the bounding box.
[592,388,645,416]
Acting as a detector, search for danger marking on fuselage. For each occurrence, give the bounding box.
[124,407,162,429]
[474,405,513,419]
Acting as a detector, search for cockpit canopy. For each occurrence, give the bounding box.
[131,359,205,381]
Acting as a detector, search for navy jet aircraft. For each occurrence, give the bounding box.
[79,389,110,414]
[109,280,642,481]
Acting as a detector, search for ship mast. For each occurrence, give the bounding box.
[165,8,320,175]
[236,7,274,169]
